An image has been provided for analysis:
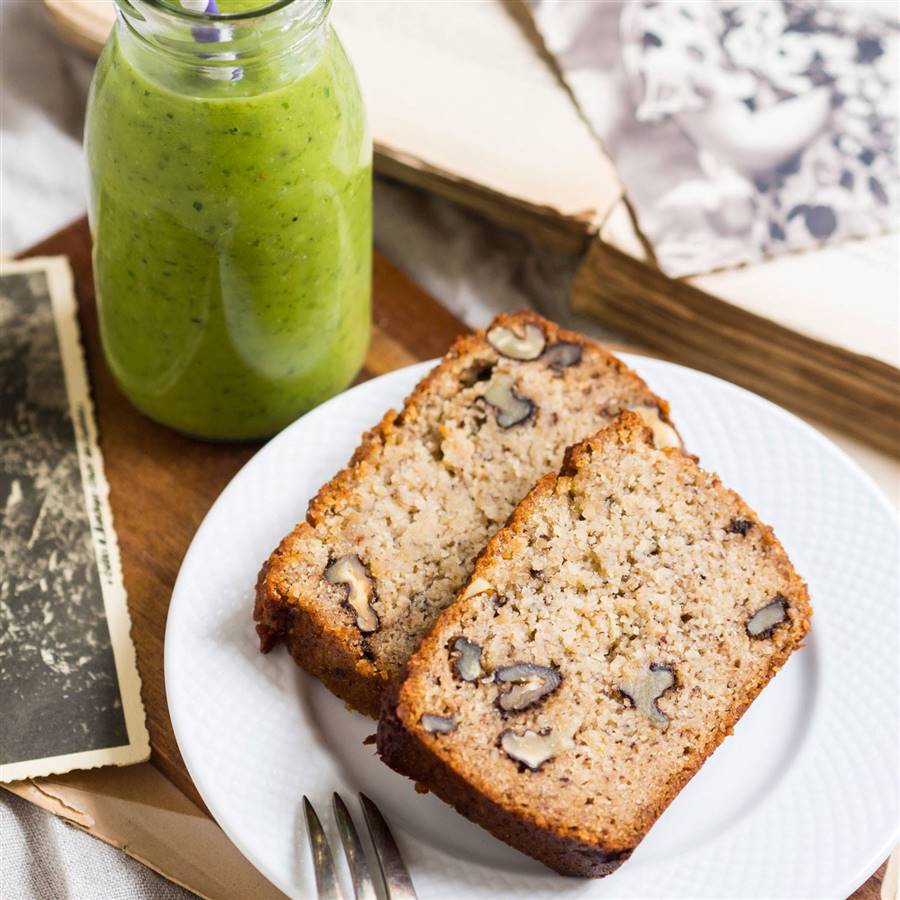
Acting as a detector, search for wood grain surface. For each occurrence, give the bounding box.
[16,218,884,899]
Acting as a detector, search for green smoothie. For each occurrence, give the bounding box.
[86,1,371,439]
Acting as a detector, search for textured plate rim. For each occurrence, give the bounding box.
[165,354,899,898]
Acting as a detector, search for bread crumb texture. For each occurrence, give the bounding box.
[256,312,677,714]
[388,412,811,864]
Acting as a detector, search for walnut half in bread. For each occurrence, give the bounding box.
[378,412,811,877]
[254,312,680,717]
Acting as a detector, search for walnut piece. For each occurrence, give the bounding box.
[628,404,681,450]
[726,518,754,535]
[486,323,546,360]
[421,714,457,734]
[482,372,534,428]
[500,723,576,771]
[450,637,484,682]
[324,554,379,634]
[543,341,582,371]
[746,596,788,638]
[619,663,676,729]
[495,663,561,712]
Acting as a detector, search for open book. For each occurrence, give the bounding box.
[334,0,899,455]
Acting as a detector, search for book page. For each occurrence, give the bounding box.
[600,196,899,368]
[691,233,900,368]
[333,0,621,236]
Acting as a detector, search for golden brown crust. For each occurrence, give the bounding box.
[377,682,633,877]
[253,313,680,718]
[378,412,812,875]
[254,526,387,717]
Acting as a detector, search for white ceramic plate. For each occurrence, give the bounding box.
[166,356,899,899]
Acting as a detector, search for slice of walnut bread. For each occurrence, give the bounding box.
[254,311,680,717]
[377,412,811,877]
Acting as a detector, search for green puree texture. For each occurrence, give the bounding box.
[86,26,372,439]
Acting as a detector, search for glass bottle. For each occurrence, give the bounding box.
[85,0,371,439]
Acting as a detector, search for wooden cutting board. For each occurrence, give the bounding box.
[13,218,888,900]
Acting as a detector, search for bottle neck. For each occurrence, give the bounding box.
[113,0,331,95]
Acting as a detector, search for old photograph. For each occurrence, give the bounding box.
[0,258,148,782]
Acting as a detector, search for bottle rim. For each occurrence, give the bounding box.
[141,0,324,22]
[113,0,331,72]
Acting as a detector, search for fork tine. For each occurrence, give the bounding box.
[332,793,378,900]
[358,793,418,900]
[303,796,344,900]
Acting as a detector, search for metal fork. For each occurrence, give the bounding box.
[302,792,417,900]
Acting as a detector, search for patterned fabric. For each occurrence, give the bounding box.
[533,0,899,275]
[622,0,898,257]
